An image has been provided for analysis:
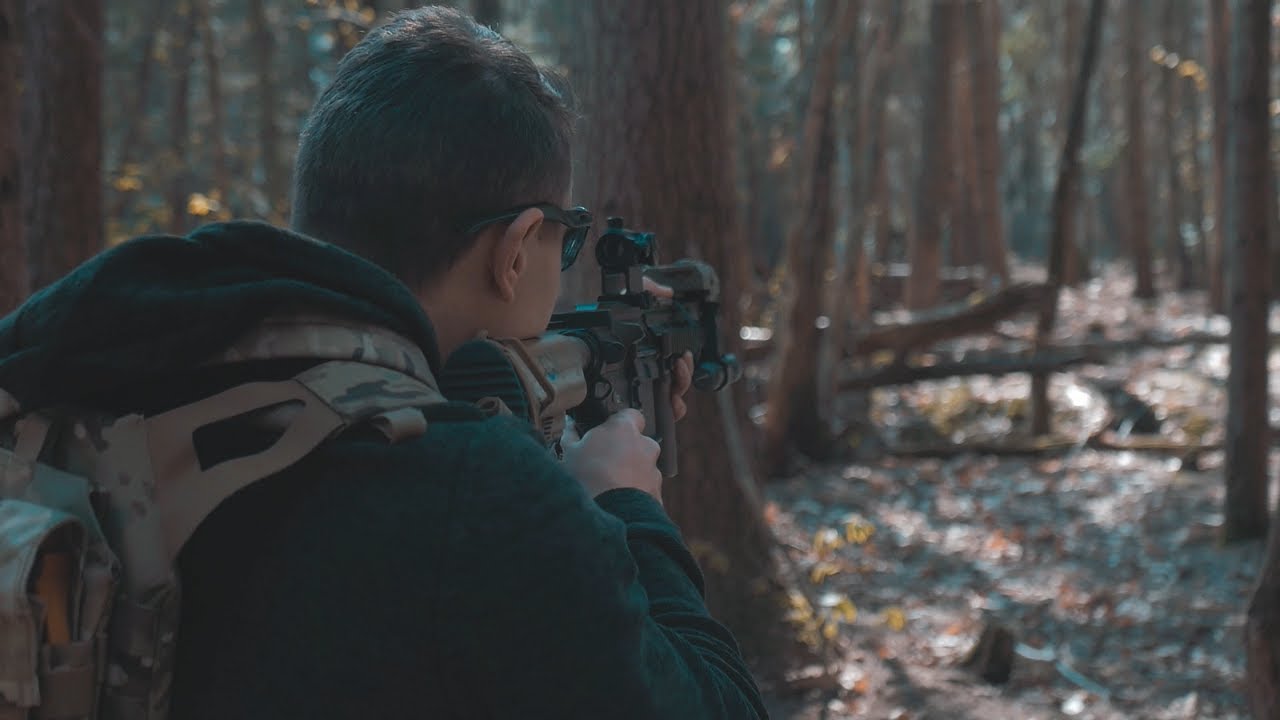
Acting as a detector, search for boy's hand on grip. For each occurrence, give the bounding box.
[640,277,694,423]
[561,409,663,504]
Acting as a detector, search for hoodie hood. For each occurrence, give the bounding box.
[0,221,442,413]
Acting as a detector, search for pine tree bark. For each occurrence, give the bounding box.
[1208,0,1229,312]
[1030,0,1106,436]
[1124,0,1156,300]
[22,0,104,291]
[969,0,1007,288]
[761,0,859,474]
[1223,0,1271,544]
[582,0,791,678]
[1238,0,1280,702]
[0,0,24,314]
[904,1,960,310]
[950,32,982,270]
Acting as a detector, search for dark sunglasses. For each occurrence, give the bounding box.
[463,203,593,271]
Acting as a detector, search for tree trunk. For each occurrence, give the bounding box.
[762,0,858,475]
[1059,0,1086,286]
[1125,0,1156,300]
[0,0,24,314]
[969,0,1007,288]
[1223,0,1271,544]
[247,0,282,222]
[950,31,982,270]
[1208,0,1229,312]
[832,0,903,347]
[583,0,792,678]
[167,1,197,236]
[1184,1,1210,290]
[1240,0,1280,702]
[22,0,103,291]
[195,0,229,214]
[1247,502,1280,714]
[1030,0,1106,436]
[1162,0,1194,291]
[905,1,960,310]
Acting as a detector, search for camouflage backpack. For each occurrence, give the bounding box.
[0,313,454,720]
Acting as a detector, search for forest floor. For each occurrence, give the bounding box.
[757,267,1272,719]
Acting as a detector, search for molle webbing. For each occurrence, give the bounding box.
[204,311,436,387]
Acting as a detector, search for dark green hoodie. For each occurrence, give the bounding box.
[0,221,768,719]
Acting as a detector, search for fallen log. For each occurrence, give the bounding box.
[850,282,1051,358]
[887,429,1280,461]
[838,350,1091,390]
[887,434,1087,458]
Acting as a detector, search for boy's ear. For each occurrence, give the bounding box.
[489,207,546,303]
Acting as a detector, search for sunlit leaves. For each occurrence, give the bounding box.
[882,606,906,632]
[844,515,875,545]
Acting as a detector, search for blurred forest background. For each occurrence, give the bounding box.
[5,0,1280,717]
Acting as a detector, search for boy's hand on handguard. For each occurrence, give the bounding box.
[561,409,663,504]
[642,277,695,422]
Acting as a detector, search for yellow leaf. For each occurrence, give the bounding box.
[822,621,839,640]
[809,562,841,585]
[834,596,858,624]
[843,516,876,545]
[812,527,843,558]
[883,606,906,632]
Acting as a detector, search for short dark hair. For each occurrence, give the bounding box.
[290,6,576,289]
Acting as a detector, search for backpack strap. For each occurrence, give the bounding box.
[205,310,436,387]
[95,359,447,600]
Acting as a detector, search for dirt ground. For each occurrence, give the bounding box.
[756,270,1272,719]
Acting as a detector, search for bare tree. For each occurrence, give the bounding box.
[1161,0,1194,291]
[1236,0,1280,703]
[1208,0,1229,312]
[1030,0,1107,436]
[22,0,104,290]
[1124,0,1156,299]
[762,0,859,474]
[0,0,24,314]
[968,0,1007,288]
[1223,0,1271,545]
[904,1,961,310]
